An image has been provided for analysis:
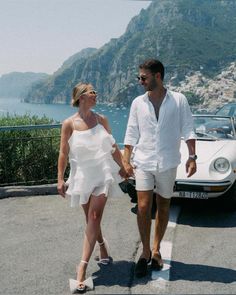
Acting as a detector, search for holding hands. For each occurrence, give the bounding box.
[119,166,129,179]
[123,161,135,178]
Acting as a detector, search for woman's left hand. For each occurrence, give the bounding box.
[57,179,67,198]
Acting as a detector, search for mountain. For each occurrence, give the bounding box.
[24,0,236,107]
[0,72,48,98]
[24,48,98,104]
[54,48,97,75]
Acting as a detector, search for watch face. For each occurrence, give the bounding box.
[189,155,197,160]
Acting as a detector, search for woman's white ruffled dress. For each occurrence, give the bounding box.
[66,124,124,207]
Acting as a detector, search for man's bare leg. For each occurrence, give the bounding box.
[134,190,153,277]
[137,190,153,259]
[152,194,171,269]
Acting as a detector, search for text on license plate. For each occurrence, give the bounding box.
[178,191,208,199]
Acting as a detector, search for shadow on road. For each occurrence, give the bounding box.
[92,260,135,287]
[176,198,236,228]
[170,260,236,284]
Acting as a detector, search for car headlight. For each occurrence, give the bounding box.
[213,157,230,173]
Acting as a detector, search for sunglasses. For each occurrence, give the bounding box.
[84,90,97,95]
[137,76,147,82]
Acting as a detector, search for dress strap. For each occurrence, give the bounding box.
[95,113,100,125]
[71,117,84,130]
[70,118,76,130]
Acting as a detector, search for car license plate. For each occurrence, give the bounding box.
[178,191,208,199]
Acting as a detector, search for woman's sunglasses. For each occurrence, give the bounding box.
[84,90,97,95]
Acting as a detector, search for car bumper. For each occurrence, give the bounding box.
[173,180,232,199]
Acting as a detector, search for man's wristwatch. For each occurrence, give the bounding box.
[189,154,197,160]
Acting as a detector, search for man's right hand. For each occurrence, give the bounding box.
[123,162,135,178]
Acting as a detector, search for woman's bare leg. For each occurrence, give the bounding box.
[77,194,107,282]
[81,197,108,260]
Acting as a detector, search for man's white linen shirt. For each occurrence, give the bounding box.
[124,90,196,172]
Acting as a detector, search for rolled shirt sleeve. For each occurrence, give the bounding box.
[179,94,197,141]
[124,99,140,146]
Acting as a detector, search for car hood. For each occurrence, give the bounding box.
[180,140,228,164]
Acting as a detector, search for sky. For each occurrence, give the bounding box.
[0,0,152,77]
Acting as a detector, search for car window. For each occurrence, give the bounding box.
[217,105,231,116]
[194,116,235,140]
[217,104,236,118]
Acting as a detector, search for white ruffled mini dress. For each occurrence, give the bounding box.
[66,122,124,207]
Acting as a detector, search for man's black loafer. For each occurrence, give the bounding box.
[151,254,164,270]
[134,252,152,278]
[135,258,148,278]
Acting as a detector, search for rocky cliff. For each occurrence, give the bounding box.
[24,0,236,108]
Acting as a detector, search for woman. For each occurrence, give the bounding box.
[57,82,127,293]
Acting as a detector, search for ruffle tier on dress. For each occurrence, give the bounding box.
[65,124,124,207]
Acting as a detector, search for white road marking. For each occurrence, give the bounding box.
[151,204,181,288]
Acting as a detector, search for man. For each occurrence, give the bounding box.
[123,59,197,278]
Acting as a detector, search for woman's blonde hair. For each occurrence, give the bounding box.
[71,82,92,107]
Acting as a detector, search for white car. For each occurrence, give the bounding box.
[174,115,236,205]
[120,115,236,207]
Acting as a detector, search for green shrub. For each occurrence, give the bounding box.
[0,114,68,186]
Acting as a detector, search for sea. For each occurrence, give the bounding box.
[0,97,130,145]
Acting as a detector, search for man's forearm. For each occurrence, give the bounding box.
[186,139,196,156]
[123,145,133,164]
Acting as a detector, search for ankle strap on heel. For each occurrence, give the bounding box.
[80,260,88,264]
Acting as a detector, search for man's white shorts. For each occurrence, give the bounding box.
[135,167,177,199]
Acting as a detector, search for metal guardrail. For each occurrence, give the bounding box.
[0,124,63,187]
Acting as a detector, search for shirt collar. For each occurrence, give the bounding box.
[143,89,169,102]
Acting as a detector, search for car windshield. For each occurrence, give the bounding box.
[216,104,236,118]
[194,116,236,140]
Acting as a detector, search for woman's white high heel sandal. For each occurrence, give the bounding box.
[95,238,111,265]
[69,261,94,294]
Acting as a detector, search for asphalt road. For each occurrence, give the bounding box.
[169,199,236,295]
[0,189,235,295]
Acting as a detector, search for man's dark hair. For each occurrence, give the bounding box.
[139,59,165,80]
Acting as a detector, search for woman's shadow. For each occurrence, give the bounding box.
[92,260,135,287]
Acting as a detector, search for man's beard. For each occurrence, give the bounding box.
[145,80,157,91]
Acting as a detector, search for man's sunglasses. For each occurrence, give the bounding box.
[137,76,147,82]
